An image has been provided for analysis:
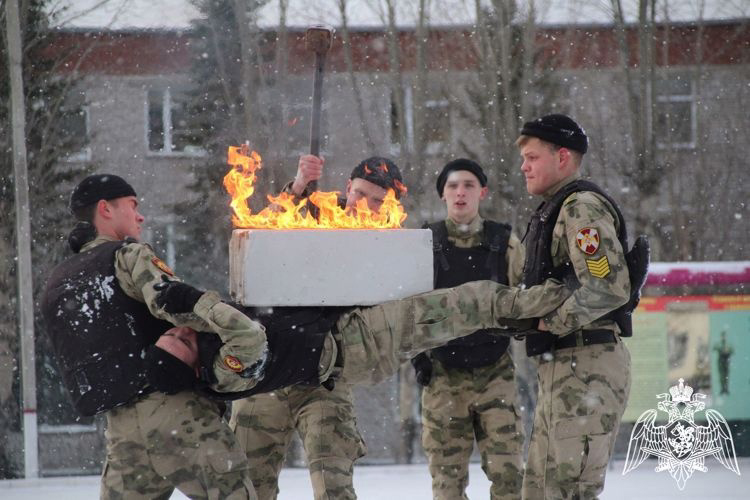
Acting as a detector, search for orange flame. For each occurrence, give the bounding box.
[223,146,407,229]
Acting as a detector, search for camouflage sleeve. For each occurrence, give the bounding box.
[114,242,212,330]
[114,242,268,377]
[541,192,630,335]
[506,233,525,287]
[193,293,268,394]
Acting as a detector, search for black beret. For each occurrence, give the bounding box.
[350,157,405,198]
[70,174,137,212]
[520,114,588,154]
[436,158,487,196]
[144,345,197,395]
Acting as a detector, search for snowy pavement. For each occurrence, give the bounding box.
[1,459,747,499]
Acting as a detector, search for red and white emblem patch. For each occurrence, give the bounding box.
[224,355,244,373]
[576,227,600,255]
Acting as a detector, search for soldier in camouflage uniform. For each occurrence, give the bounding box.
[42,174,262,499]
[230,155,402,500]
[515,114,632,499]
[411,159,525,500]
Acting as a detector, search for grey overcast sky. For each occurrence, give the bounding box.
[49,0,748,31]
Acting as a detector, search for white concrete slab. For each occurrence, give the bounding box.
[229,229,434,306]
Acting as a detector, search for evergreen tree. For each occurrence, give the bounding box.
[177,0,284,292]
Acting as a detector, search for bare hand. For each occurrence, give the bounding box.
[292,155,324,195]
[537,319,549,331]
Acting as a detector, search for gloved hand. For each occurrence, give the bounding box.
[154,276,204,314]
[411,353,433,387]
[493,317,538,336]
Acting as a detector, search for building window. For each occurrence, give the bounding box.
[654,73,695,149]
[60,92,90,162]
[390,88,449,155]
[423,99,450,153]
[146,87,204,155]
[144,221,176,270]
[390,87,413,152]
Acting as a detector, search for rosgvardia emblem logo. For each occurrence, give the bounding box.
[623,378,741,489]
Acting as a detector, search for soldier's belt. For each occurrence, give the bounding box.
[554,329,616,350]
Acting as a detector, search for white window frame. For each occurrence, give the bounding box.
[62,104,92,163]
[654,75,697,150]
[389,87,450,156]
[423,98,451,156]
[145,87,206,157]
[389,86,414,155]
[142,220,176,270]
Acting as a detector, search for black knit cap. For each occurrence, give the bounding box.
[436,158,487,196]
[350,157,405,198]
[520,114,588,154]
[144,345,197,395]
[70,174,137,213]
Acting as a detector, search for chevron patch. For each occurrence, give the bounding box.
[586,255,611,278]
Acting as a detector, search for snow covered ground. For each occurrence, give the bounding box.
[1,459,747,499]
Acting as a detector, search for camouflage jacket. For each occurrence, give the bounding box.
[536,173,630,336]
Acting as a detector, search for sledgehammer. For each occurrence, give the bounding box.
[305,25,333,193]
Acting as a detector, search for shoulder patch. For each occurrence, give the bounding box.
[575,227,600,255]
[224,355,244,373]
[151,256,175,276]
[586,255,611,278]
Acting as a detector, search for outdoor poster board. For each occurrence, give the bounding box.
[622,295,750,421]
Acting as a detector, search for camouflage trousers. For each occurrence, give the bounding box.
[230,383,365,500]
[101,391,255,499]
[421,352,524,500]
[335,279,569,386]
[522,338,631,500]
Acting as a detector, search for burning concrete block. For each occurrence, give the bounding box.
[230,229,433,306]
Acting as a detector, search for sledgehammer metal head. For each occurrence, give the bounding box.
[305,25,333,55]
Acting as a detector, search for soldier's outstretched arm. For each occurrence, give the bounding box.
[335,279,570,385]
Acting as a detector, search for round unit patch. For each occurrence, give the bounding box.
[576,227,600,255]
[151,256,175,276]
[224,355,244,373]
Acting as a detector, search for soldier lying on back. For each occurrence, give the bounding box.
[144,275,572,397]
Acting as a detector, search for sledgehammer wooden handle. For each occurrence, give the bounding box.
[305,25,333,193]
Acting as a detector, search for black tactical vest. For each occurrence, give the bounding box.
[426,220,512,369]
[195,306,343,401]
[522,179,630,356]
[42,241,174,416]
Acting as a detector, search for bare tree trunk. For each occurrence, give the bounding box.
[519,0,536,121]
[385,0,411,166]
[493,0,515,150]
[232,0,258,142]
[474,0,500,160]
[338,0,376,154]
[411,0,429,181]
[611,0,658,235]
